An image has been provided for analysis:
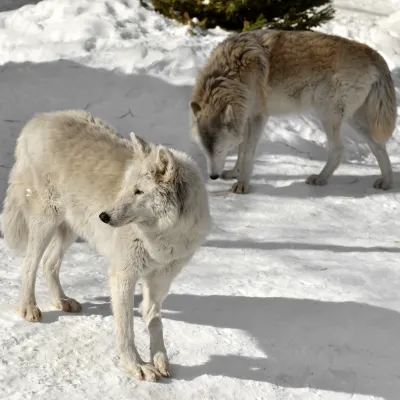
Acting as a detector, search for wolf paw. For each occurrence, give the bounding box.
[126,362,162,382]
[306,174,328,186]
[373,177,392,190]
[221,169,239,180]
[19,305,42,322]
[153,351,171,378]
[231,181,250,194]
[53,298,82,313]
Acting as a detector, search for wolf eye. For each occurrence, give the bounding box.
[134,189,143,195]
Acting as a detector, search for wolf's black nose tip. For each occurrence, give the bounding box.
[210,174,219,180]
[99,212,111,224]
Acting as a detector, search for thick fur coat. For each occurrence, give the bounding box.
[2,109,212,381]
[190,29,397,193]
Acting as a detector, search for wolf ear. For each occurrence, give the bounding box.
[130,132,148,155]
[190,101,201,118]
[223,104,235,125]
[154,147,174,181]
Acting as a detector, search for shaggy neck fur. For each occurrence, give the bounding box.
[135,156,210,265]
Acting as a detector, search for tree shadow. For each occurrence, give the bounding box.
[204,239,400,253]
[0,59,207,209]
[161,294,400,400]
[0,0,43,12]
[251,174,400,198]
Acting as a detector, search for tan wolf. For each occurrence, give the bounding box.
[190,29,397,194]
[1,110,212,381]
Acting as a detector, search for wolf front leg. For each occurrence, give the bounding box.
[110,266,161,381]
[220,141,245,180]
[140,261,186,378]
[231,115,268,194]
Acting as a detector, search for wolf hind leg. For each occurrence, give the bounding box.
[348,111,393,190]
[19,207,60,322]
[307,110,344,186]
[42,222,81,312]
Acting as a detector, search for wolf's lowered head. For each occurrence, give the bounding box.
[99,133,184,230]
[190,99,245,180]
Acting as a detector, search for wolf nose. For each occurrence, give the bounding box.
[210,174,219,180]
[99,212,111,224]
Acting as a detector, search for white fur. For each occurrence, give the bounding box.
[2,109,212,381]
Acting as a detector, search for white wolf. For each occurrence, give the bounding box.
[2,110,212,381]
[190,29,397,194]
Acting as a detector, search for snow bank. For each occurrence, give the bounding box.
[0,0,227,84]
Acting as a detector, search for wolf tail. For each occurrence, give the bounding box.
[2,165,29,253]
[365,56,397,144]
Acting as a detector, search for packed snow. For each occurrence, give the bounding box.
[0,0,400,399]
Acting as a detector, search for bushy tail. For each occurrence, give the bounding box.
[1,168,29,253]
[366,58,397,144]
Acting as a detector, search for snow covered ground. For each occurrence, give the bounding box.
[0,0,400,399]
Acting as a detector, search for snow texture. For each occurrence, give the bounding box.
[0,0,400,399]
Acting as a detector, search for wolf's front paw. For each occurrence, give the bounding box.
[221,169,239,180]
[53,298,82,313]
[373,177,392,190]
[306,174,328,186]
[126,361,162,382]
[231,181,250,194]
[153,351,171,378]
[19,304,42,322]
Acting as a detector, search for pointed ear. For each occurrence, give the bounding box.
[223,104,235,125]
[154,147,174,181]
[190,101,201,118]
[130,132,148,155]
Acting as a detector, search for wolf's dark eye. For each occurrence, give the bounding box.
[134,189,143,195]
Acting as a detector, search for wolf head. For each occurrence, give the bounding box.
[190,99,245,180]
[99,133,190,230]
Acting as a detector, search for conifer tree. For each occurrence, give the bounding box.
[149,0,335,32]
